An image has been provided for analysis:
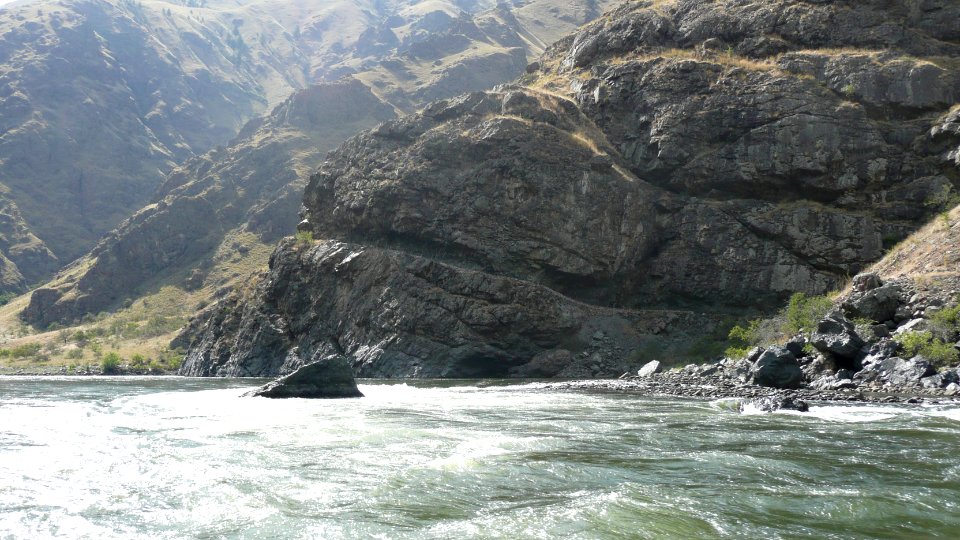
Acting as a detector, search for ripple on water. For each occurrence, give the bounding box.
[1,378,960,539]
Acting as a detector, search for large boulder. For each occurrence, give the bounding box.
[842,284,903,323]
[750,347,803,389]
[637,360,662,377]
[850,272,883,293]
[810,312,865,359]
[245,356,364,399]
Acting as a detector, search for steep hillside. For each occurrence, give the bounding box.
[0,0,300,284]
[22,79,396,327]
[177,0,960,378]
[0,0,616,293]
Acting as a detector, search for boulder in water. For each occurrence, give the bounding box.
[742,396,809,413]
[246,355,363,398]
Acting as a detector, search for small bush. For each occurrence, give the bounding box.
[100,352,122,374]
[294,230,313,245]
[67,348,84,360]
[895,330,959,367]
[130,354,147,368]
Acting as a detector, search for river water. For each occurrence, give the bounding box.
[1,377,959,539]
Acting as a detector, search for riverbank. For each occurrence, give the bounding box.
[0,365,178,376]
[4,366,954,407]
[549,374,959,406]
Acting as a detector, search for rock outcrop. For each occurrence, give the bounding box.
[177,238,713,378]
[245,356,364,399]
[178,0,960,379]
[0,0,616,294]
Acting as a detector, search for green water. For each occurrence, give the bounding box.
[1,377,959,539]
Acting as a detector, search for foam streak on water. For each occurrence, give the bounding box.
[1,377,959,539]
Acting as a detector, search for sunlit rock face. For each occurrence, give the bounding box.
[178,0,960,378]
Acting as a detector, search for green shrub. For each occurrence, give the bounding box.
[159,348,185,371]
[130,354,147,367]
[894,330,959,367]
[783,292,833,334]
[929,303,960,339]
[723,292,835,358]
[66,348,84,360]
[896,330,933,357]
[294,230,313,245]
[10,343,42,358]
[100,352,122,374]
[725,319,761,358]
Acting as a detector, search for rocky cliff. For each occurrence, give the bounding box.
[177,0,958,377]
[17,0,617,326]
[0,0,615,294]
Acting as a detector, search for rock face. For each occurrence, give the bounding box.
[177,238,710,378]
[0,0,617,295]
[245,356,364,399]
[179,0,960,379]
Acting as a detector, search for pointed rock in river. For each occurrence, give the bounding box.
[246,356,364,399]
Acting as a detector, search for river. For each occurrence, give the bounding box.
[1,377,959,539]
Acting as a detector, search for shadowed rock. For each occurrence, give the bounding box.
[245,356,364,399]
[750,347,803,389]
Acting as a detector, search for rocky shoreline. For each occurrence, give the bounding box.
[547,272,960,409]
[549,373,956,407]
